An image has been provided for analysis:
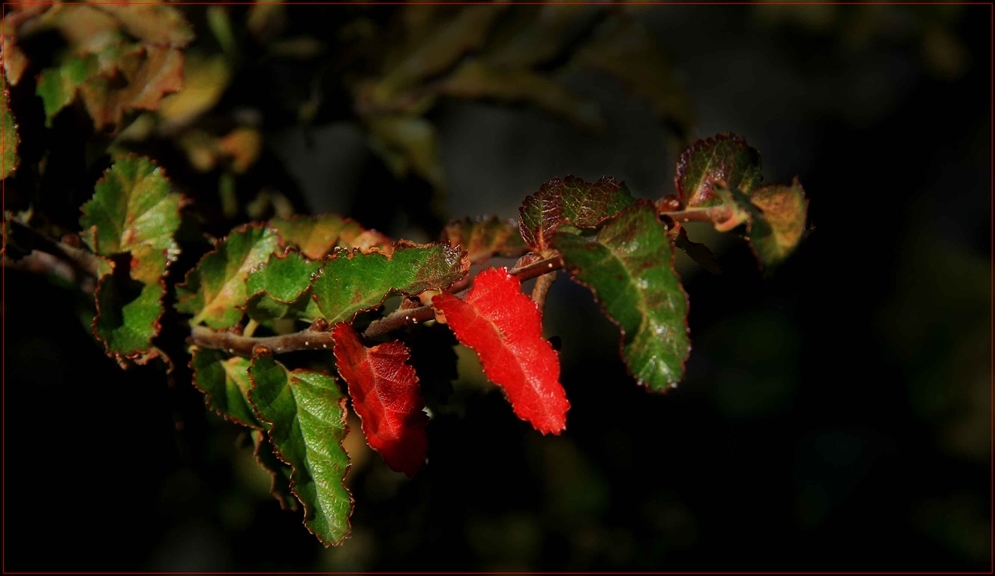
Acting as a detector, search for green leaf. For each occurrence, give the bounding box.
[744,179,810,270]
[553,201,690,391]
[36,55,99,125]
[190,346,262,429]
[676,133,762,208]
[79,156,184,361]
[175,224,281,329]
[519,175,635,253]
[80,155,183,275]
[248,355,352,546]
[437,59,602,129]
[251,429,299,512]
[311,243,468,324]
[269,214,392,260]
[1,72,19,179]
[442,216,528,264]
[92,275,167,363]
[243,248,323,324]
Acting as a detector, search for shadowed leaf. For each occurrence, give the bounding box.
[574,13,693,137]
[432,267,569,434]
[519,175,635,253]
[311,242,468,324]
[437,59,602,129]
[332,323,429,476]
[175,224,281,329]
[95,4,195,47]
[190,346,262,429]
[251,430,298,511]
[554,201,690,391]
[676,133,762,208]
[248,355,352,546]
[1,72,19,179]
[442,216,528,264]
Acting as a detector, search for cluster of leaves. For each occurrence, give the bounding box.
[3,133,807,546]
[1,2,691,235]
[0,2,810,549]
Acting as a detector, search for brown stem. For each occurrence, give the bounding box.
[189,254,565,357]
[531,271,557,310]
[659,207,731,224]
[3,220,107,291]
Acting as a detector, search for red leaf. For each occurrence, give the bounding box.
[432,267,569,434]
[331,323,428,476]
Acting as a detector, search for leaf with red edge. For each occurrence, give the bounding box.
[675,133,762,208]
[519,175,634,253]
[442,216,528,264]
[332,323,428,476]
[432,267,569,434]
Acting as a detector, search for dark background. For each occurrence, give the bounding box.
[4,4,991,572]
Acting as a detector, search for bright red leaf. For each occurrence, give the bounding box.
[331,322,428,476]
[432,267,569,434]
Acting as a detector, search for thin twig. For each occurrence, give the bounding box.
[3,220,107,291]
[659,207,731,224]
[188,254,565,357]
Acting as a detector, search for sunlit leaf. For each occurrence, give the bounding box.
[311,242,468,324]
[269,214,392,260]
[744,179,810,270]
[442,216,528,264]
[175,224,281,329]
[36,55,98,125]
[432,267,569,434]
[79,156,184,362]
[243,248,323,324]
[248,355,352,546]
[519,175,635,253]
[332,323,429,476]
[553,201,690,391]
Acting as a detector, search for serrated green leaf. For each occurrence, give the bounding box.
[175,224,281,329]
[1,72,19,179]
[243,248,323,324]
[190,346,262,429]
[248,356,351,546]
[251,429,299,512]
[80,156,183,268]
[437,59,602,129]
[79,156,183,361]
[36,55,99,125]
[553,201,690,391]
[442,216,528,264]
[519,175,635,253]
[745,179,810,270]
[92,275,166,360]
[311,243,468,324]
[676,133,762,208]
[269,214,392,260]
